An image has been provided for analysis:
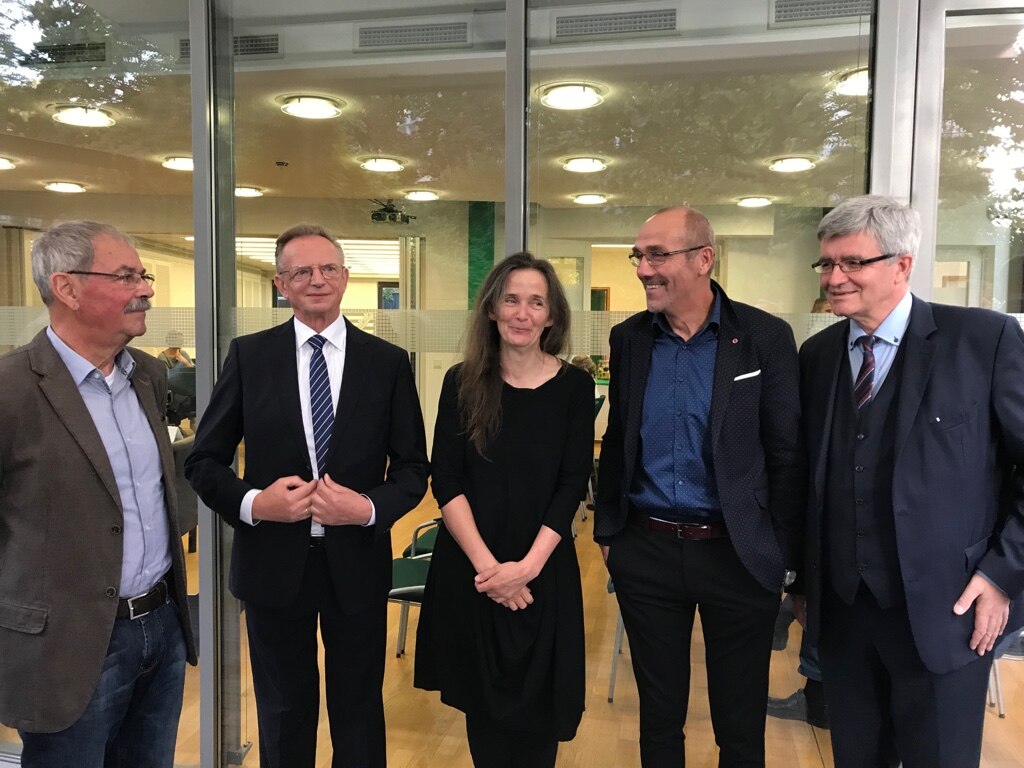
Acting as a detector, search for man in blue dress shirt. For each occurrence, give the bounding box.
[0,221,195,767]
[596,207,805,767]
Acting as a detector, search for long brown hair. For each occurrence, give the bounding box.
[458,252,571,453]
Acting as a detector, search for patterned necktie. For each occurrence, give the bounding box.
[307,335,333,476]
[853,335,876,409]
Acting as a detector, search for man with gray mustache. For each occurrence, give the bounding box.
[0,221,195,767]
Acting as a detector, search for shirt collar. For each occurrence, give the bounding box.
[293,314,347,351]
[652,288,721,339]
[46,326,135,384]
[848,290,913,349]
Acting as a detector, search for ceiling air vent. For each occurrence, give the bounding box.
[771,0,873,27]
[554,9,677,39]
[26,41,106,65]
[356,20,471,51]
[179,33,280,60]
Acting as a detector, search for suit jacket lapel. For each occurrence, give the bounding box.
[624,318,654,474]
[268,319,309,462]
[810,324,847,497]
[895,297,938,462]
[31,330,121,510]
[710,309,742,452]
[326,319,371,466]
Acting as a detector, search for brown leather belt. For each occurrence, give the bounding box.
[116,577,169,620]
[629,512,728,541]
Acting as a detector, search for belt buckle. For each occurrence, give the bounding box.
[126,593,151,620]
[676,523,708,540]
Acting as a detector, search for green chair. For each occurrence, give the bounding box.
[402,518,440,558]
[389,557,430,657]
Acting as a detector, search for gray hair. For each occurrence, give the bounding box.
[274,223,344,270]
[817,195,921,260]
[31,221,135,305]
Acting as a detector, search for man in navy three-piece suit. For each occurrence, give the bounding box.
[797,195,1024,767]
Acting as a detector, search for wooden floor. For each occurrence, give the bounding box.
[4,500,1022,766]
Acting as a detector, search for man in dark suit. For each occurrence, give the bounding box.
[595,207,805,767]
[797,195,1024,767]
[185,223,429,768]
[0,221,195,767]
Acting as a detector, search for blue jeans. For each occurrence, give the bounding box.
[20,601,187,768]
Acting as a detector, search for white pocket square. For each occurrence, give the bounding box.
[733,369,761,381]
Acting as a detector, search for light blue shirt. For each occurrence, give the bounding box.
[47,327,172,598]
[847,290,913,395]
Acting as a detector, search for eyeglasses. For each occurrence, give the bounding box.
[811,254,896,274]
[628,244,710,267]
[276,263,344,283]
[66,269,156,287]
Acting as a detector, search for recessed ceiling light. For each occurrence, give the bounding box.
[405,190,439,201]
[280,95,343,120]
[562,157,607,173]
[540,83,604,111]
[737,196,773,208]
[360,157,404,173]
[573,193,607,205]
[769,157,816,173]
[162,156,194,171]
[0,157,15,170]
[45,181,86,193]
[52,106,115,127]
[235,186,263,198]
[836,68,870,97]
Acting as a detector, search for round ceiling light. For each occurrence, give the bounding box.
[0,157,15,170]
[405,190,439,201]
[52,106,115,127]
[360,157,404,173]
[162,156,194,171]
[235,186,264,198]
[769,157,816,173]
[737,196,773,208]
[562,157,607,173]
[45,181,86,193]
[836,68,870,97]
[573,193,607,205]
[280,95,343,120]
[540,83,604,111]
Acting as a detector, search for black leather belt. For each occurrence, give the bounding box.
[629,512,728,540]
[116,577,169,620]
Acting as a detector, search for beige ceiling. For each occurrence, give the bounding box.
[0,2,1017,219]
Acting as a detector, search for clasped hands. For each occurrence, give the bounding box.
[251,474,371,526]
[475,560,538,612]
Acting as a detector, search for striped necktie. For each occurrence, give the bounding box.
[307,334,333,476]
[853,335,875,409]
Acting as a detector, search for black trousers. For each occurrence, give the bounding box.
[608,523,780,768]
[465,713,558,768]
[818,584,993,768]
[244,542,388,768]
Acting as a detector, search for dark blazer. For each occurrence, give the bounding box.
[800,297,1024,674]
[595,283,806,592]
[0,330,196,732]
[185,317,429,613]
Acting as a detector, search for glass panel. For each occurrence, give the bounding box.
[210,1,507,762]
[938,12,1024,317]
[527,0,872,354]
[0,0,197,763]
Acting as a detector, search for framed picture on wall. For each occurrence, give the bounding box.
[590,287,610,311]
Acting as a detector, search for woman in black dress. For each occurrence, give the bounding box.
[415,252,594,767]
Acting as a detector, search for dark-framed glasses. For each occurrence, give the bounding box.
[66,269,156,287]
[628,244,710,267]
[277,263,344,283]
[811,254,896,274]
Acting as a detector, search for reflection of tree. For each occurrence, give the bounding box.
[0,0,174,138]
[942,30,1024,232]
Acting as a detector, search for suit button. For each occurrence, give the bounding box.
[105,586,118,598]
[856,530,865,538]
[856,433,865,440]
[855,498,865,505]
[857,564,867,572]
[111,524,122,535]
[855,465,864,472]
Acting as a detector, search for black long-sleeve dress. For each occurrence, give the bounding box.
[414,362,594,740]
